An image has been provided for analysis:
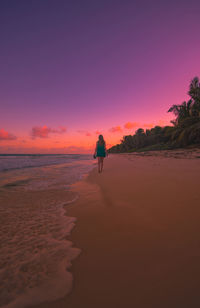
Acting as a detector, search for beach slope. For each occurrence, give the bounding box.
[35,152,200,308]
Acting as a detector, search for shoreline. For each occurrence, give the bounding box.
[0,188,81,308]
[34,150,200,308]
[0,155,95,308]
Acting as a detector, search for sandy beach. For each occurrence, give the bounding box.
[32,150,200,308]
[2,1,200,307]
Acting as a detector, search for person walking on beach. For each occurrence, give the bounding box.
[94,135,107,173]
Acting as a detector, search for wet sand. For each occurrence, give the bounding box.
[34,150,200,308]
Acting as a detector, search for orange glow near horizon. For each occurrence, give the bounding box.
[0,116,172,154]
[1,1,200,154]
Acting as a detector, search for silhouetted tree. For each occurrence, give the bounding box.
[168,100,193,125]
[188,77,200,116]
[135,128,145,136]
[108,77,200,153]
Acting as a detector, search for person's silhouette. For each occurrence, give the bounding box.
[94,135,107,173]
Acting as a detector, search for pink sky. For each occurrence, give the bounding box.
[0,0,199,153]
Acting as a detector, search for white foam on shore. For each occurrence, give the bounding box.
[0,156,96,308]
[0,200,80,308]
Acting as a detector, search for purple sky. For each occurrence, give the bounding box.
[0,0,200,153]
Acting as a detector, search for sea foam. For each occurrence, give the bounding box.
[0,154,95,308]
[0,199,80,308]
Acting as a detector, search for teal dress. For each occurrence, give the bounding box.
[96,142,106,157]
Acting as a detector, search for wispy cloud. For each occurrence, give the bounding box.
[124,122,140,129]
[77,130,91,136]
[95,130,101,135]
[143,123,154,128]
[109,126,122,133]
[57,126,67,133]
[31,126,67,139]
[0,129,17,140]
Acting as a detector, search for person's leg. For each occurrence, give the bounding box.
[97,157,101,173]
[100,157,104,172]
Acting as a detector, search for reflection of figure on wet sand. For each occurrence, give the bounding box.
[94,135,107,173]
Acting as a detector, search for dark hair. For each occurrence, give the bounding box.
[98,134,105,145]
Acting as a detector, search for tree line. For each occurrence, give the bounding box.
[108,77,200,153]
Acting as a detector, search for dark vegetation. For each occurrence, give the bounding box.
[108,77,200,153]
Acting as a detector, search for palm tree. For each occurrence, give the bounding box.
[168,100,193,125]
[188,77,200,101]
[188,77,200,116]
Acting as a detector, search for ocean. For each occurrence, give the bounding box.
[0,154,96,308]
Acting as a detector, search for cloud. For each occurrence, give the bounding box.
[124,122,140,129]
[31,126,67,139]
[109,126,122,133]
[57,126,67,133]
[95,130,101,135]
[77,130,91,136]
[143,123,154,128]
[0,129,17,140]
[31,126,51,138]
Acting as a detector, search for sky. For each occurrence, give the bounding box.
[0,0,200,153]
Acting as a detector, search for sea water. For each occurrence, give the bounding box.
[0,154,95,308]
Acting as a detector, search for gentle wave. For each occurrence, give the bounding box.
[0,154,92,172]
[0,155,96,308]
